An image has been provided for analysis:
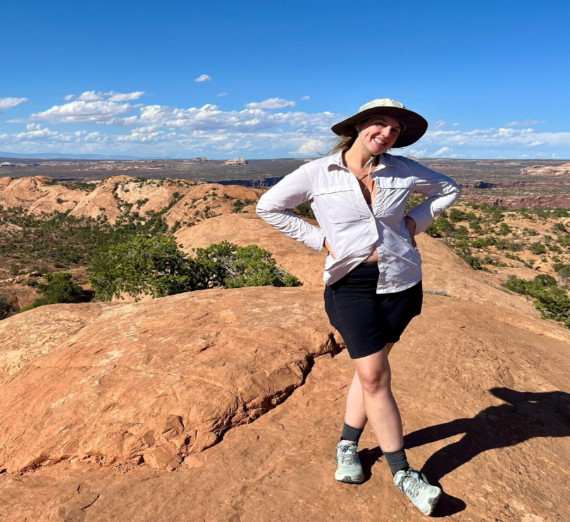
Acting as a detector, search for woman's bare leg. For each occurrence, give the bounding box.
[352,346,403,452]
[343,343,394,430]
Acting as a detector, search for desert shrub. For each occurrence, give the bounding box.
[28,272,87,309]
[497,223,512,236]
[455,244,483,270]
[469,221,483,233]
[554,263,570,287]
[505,275,569,328]
[90,235,197,300]
[449,208,466,223]
[425,216,456,238]
[529,242,547,255]
[465,211,479,223]
[490,209,505,223]
[450,225,469,240]
[0,294,16,320]
[294,202,316,220]
[232,198,255,213]
[523,227,538,236]
[553,223,567,234]
[89,238,301,301]
[495,239,525,252]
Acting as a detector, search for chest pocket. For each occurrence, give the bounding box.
[313,185,363,223]
[374,177,414,218]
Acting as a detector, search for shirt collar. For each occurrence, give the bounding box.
[327,150,397,171]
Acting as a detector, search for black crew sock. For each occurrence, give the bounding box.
[383,448,409,476]
[340,422,364,444]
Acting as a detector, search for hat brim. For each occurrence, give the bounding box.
[331,106,428,148]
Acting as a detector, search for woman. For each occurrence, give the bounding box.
[256,98,461,515]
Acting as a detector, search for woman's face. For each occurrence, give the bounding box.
[357,115,402,155]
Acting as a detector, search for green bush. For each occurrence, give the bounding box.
[28,272,86,309]
[90,235,196,300]
[449,208,466,223]
[294,202,316,220]
[529,242,546,255]
[497,222,512,236]
[89,237,301,301]
[505,275,569,328]
[0,294,16,320]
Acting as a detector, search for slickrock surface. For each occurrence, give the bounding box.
[521,163,570,177]
[164,183,262,228]
[176,213,326,287]
[0,287,338,474]
[0,176,87,214]
[0,175,263,226]
[1,214,569,521]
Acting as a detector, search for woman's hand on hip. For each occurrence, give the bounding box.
[404,216,417,249]
[323,238,336,259]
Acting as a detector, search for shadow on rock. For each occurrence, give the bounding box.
[360,388,569,516]
[405,387,570,483]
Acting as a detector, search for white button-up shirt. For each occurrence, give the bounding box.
[256,151,461,293]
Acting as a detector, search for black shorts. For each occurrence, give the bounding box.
[324,263,422,359]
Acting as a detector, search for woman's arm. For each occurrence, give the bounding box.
[256,167,326,251]
[405,162,462,234]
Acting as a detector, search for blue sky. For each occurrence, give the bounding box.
[1,0,569,159]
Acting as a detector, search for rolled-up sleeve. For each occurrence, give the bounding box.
[406,163,462,234]
[256,167,326,251]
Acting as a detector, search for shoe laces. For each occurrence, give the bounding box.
[338,443,358,464]
[397,470,425,499]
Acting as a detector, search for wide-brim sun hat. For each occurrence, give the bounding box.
[331,98,428,148]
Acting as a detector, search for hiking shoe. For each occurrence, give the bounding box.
[335,441,364,483]
[393,468,441,515]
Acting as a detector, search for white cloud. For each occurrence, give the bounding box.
[296,139,326,155]
[431,146,452,157]
[106,91,145,102]
[5,89,570,159]
[245,98,296,110]
[124,103,338,135]
[217,92,228,97]
[76,91,103,102]
[504,119,544,127]
[73,90,145,102]
[0,97,28,110]
[300,96,310,101]
[194,74,212,82]
[64,94,75,101]
[30,99,136,124]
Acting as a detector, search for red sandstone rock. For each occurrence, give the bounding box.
[0,287,339,473]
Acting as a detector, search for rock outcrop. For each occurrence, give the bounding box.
[0,287,339,474]
[0,176,87,214]
[521,163,570,176]
[224,157,248,165]
[0,176,264,226]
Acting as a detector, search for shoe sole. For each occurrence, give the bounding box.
[420,485,442,515]
[335,471,364,483]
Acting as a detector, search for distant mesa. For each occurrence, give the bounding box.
[224,157,248,166]
[521,163,570,177]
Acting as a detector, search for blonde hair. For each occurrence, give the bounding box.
[329,133,358,154]
[328,117,407,154]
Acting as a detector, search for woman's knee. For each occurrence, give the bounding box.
[354,352,391,394]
